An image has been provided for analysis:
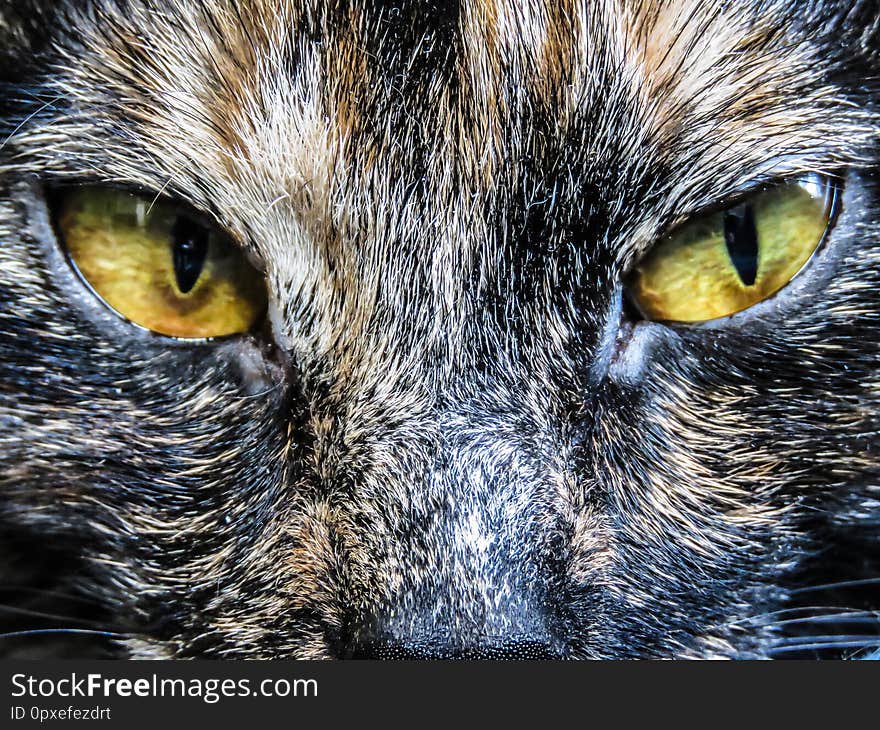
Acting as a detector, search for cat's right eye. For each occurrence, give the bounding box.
[52,188,268,339]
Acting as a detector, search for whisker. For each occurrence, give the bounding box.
[789,577,880,595]
[0,628,127,641]
[772,634,880,647]
[0,93,66,151]
[729,605,859,627]
[229,382,283,401]
[771,611,880,628]
[770,639,880,655]
[146,159,191,215]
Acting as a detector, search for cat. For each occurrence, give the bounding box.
[1,0,879,659]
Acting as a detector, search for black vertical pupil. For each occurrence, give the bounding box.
[723,203,759,287]
[171,217,209,294]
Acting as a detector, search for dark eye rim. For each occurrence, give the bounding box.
[45,183,270,343]
[623,172,845,326]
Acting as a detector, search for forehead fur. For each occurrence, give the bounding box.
[2,2,873,353]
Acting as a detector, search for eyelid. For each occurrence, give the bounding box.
[661,173,842,246]
[45,182,263,270]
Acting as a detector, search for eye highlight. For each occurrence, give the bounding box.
[626,175,840,323]
[54,188,268,339]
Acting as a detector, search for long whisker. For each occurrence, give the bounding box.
[771,634,880,647]
[771,611,880,628]
[770,639,880,655]
[789,577,880,595]
[0,628,127,641]
[728,605,862,627]
[0,93,66,151]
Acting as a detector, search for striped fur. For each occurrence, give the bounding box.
[1,0,879,658]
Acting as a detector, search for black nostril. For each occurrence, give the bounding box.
[349,640,563,660]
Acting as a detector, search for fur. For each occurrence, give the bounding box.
[1,0,879,658]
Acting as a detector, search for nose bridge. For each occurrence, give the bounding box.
[312,278,583,651]
[344,402,569,652]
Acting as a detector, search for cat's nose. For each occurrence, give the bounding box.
[349,639,563,660]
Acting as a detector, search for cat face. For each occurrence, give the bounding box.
[1,0,879,659]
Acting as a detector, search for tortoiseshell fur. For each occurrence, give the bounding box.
[1,0,879,658]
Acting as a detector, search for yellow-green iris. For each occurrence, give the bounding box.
[56,188,267,339]
[628,175,838,323]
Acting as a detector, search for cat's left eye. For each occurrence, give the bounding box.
[626,174,840,323]
[53,188,268,339]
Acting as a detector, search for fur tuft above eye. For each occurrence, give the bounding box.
[51,188,268,339]
[626,175,841,323]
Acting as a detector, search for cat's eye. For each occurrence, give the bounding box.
[53,188,268,339]
[627,174,840,323]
